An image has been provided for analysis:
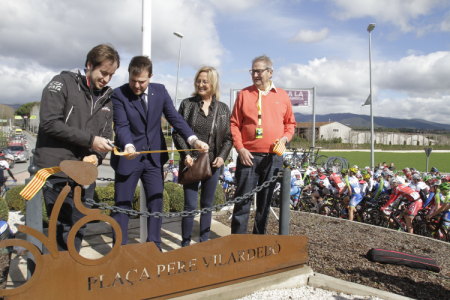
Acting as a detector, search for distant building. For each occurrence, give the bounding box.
[350,131,434,146]
[295,122,352,143]
[295,122,440,145]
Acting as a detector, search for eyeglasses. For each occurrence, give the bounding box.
[196,80,210,85]
[249,68,269,75]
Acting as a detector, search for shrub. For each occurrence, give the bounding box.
[164,182,184,212]
[93,185,115,216]
[132,187,170,214]
[0,196,9,221]
[5,185,26,213]
[42,197,49,228]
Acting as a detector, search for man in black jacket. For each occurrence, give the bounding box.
[34,44,120,252]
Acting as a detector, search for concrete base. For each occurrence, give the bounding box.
[172,266,415,300]
[309,273,414,300]
[172,265,314,300]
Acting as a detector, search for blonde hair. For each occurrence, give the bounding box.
[192,66,220,100]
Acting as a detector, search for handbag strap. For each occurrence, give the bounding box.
[208,100,219,146]
[190,97,219,148]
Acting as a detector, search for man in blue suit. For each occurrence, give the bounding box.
[111,56,208,249]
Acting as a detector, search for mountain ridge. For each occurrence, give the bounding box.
[294,113,450,130]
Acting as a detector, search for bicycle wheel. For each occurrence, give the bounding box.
[414,222,433,238]
[298,197,314,212]
[226,188,235,201]
[319,204,339,217]
[310,154,324,168]
[372,213,389,228]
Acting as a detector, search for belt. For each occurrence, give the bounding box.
[250,152,275,157]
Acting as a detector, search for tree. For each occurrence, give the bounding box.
[15,102,40,117]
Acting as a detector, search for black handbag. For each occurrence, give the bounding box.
[178,102,219,185]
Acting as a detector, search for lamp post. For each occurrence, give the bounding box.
[171,31,183,161]
[367,23,375,170]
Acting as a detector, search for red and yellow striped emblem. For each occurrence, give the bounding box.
[19,167,62,201]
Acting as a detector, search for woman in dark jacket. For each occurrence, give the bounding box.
[173,66,233,247]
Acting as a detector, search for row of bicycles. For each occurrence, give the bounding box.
[283,146,350,173]
[284,191,450,242]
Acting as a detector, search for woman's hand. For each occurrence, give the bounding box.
[212,157,224,168]
[185,155,194,167]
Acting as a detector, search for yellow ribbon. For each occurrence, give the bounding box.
[113,147,196,156]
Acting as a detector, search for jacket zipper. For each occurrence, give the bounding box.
[65,106,74,123]
[92,87,112,115]
[101,122,107,134]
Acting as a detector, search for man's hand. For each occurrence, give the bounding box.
[193,140,209,152]
[124,146,139,160]
[92,136,114,152]
[83,155,98,166]
[212,157,224,168]
[279,136,288,145]
[238,148,254,166]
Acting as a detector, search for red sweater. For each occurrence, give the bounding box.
[230,85,296,153]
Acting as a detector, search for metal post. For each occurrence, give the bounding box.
[311,87,316,153]
[171,33,183,161]
[368,23,375,170]
[140,0,152,244]
[279,161,291,235]
[25,164,42,280]
[426,156,429,174]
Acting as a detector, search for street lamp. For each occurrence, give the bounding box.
[172,31,183,160]
[367,23,375,170]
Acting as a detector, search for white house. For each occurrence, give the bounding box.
[295,122,352,143]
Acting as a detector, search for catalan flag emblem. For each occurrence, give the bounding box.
[20,167,62,200]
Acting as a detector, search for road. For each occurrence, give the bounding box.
[13,131,116,186]
[14,132,175,186]
[12,131,36,175]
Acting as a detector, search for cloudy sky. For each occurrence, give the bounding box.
[1,0,450,122]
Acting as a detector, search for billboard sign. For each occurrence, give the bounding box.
[286,89,310,107]
[230,88,313,108]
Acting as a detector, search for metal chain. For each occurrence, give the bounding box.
[80,172,282,218]
[96,177,115,182]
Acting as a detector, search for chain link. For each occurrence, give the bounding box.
[78,172,282,218]
[97,177,115,182]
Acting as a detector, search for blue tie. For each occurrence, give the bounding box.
[140,93,147,117]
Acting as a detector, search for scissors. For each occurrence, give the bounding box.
[106,139,120,150]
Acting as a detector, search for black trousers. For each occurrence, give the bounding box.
[43,176,94,252]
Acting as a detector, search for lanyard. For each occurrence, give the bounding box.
[257,81,273,127]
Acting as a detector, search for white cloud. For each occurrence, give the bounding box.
[325,0,447,33]
[0,0,224,70]
[441,12,450,31]
[290,28,330,43]
[209,0,262,12]
[275,51,450,121]
[0,0,227,104]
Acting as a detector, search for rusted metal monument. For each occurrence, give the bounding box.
[0,161,308,299]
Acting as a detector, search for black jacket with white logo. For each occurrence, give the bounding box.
[33,69,114,175]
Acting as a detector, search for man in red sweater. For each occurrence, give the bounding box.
[230,54,297,234]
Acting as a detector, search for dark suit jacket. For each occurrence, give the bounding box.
[111,83,194,176]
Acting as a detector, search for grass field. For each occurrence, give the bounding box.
[321,151,450,173]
